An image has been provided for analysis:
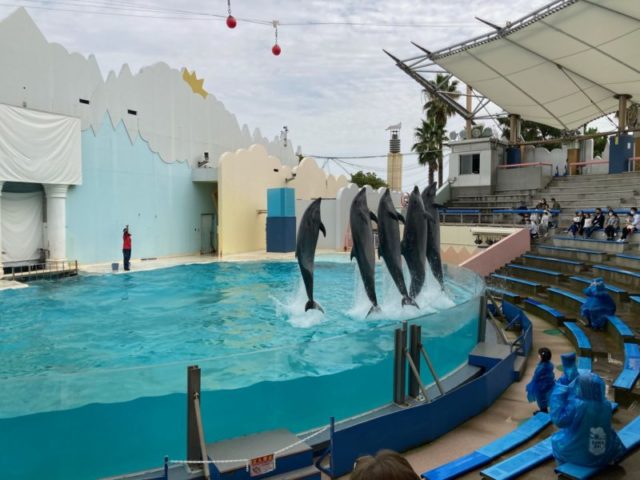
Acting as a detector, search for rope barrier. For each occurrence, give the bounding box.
[168,424,330,469]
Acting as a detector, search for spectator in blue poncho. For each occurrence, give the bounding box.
[551,373,625,467]
[557,352,579,386]
[526,347,555,413]
[580,278,616,330]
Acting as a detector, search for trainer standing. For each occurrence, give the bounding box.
[122,225,132,271]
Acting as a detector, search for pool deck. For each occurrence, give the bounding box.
[0,250,349,290]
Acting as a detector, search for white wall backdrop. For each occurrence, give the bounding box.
[1,191,43,263]
[0,8,298,167]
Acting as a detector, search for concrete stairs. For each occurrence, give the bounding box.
[444,171,640,227]
[487,236,640,406]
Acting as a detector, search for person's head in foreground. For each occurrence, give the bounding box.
[351,450,419,480]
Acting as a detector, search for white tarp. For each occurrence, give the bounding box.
[427,0,640,130]
[0,103,81,185]
[1,191,43,264]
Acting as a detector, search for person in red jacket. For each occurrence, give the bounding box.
[122,225,132,271]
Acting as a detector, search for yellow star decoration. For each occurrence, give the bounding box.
[182,68,208,98]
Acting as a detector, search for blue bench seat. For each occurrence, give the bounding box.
[480,437,552,480]
[487,287,522,303]
[613,343,640,390]
[482,404,618,480]
[605,315,635,343]
[536,245,606,262]
[547,288,586,313]
[554,416,640,479]
[523,298,565,326]
[555,236,625,245]
[506,264,564,284]
[490,274,543,295]
[563,322,592,356]
[631,296,640,315]
[593,264,640,288]
[522,254,583,273]
[567,276,629,304]
[422,413,551,480]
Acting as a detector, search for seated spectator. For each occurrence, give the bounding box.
[582,213,592,236]
[568,211,584,237]
[580,278,616,330]
[540,209,551,236]
[541,198,549,209]
[550,373,625,468]
[584,208,605,238]
[619,207,640,241]
[516,200,528,224]
[551,198,561,211]
[550,198,561,227]
[529,218,540,239]
[351,450,420,480]
[604,211,620,241]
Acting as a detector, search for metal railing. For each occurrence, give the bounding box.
[5,260,78,282]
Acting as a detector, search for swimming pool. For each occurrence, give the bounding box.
[0,258,483,479]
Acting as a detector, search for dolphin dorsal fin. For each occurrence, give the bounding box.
[319,222,327,237]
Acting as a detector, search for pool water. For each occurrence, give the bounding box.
[0,259,482,479]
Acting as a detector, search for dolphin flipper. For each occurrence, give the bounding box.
[395,213,406,224]
[350,246,356,261]
[319,222,327,237]
[369,212,378,224]
[305,300,325,313]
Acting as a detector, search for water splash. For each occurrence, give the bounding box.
[272,280,326,328]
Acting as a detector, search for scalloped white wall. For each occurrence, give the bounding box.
[0,8,298,167]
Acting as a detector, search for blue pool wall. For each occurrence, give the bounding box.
[331,340,516,477]
[66,115,213,264]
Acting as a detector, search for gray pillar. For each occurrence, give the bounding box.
[615,94,631,131]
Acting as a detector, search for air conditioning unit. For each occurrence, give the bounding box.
[449,131,458,140]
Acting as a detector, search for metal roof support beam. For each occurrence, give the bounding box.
[616,94,632,131]
[558,66,619,129]
[464,49,569,129]
[383,50,472,121]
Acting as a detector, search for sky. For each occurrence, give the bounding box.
[0,0,600,190]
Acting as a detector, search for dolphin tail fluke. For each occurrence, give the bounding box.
[402,296,420,309]
[366,304,381,317]
[305,300,325,313]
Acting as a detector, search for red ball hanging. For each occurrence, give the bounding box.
[226,15,237,28]
[272,44,281,56]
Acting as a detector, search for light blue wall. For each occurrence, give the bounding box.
[66,116,214,264]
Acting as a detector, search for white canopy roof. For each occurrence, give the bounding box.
[426,0,640,130]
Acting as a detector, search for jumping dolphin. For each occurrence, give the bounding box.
[296,198,326,312]
[421,182,445,289]
[377,189,418,308]
[349,188,380,316]
[402,186,429,299]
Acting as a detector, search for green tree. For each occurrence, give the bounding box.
[412,118,441,187]
[423,74,461,187]
[498,118,563,149]
[350,171,387,189]
[585,127,607,157]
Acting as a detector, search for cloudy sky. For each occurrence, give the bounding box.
[1,0,563,189]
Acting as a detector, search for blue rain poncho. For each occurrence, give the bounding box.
[526,360,555,410]
[557,352,579,386]
[580,278,616,330]
[551,373,625,467]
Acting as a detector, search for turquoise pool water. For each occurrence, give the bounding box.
[0,259,482,479]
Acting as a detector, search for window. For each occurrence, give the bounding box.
[460,153,480,174]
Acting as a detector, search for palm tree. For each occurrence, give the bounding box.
[412,118,440,186]
[423,74,461,187]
